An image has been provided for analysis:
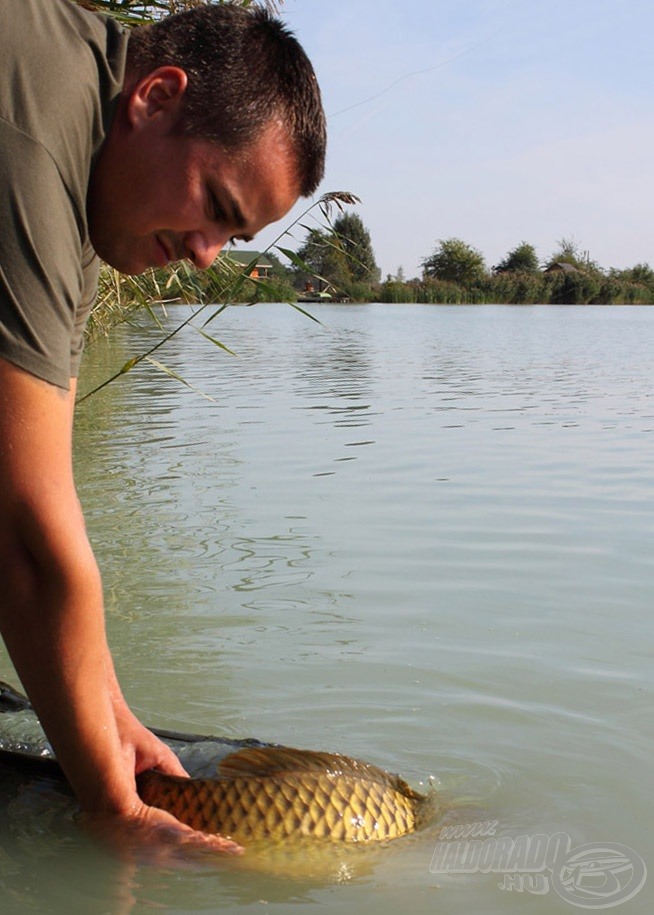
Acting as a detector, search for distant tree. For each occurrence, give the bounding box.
[612,262,654,287]
[544,237,600,273]
[493,242,539,274]
[545,237,582,269]
[294,228,351,289]
[332,213,381,283]
[265,249,295,282]
[385,266,406,283]
[294,213,380,290]
[422,238,487,286]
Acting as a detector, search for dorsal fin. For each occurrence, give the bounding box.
[217,746,422,798]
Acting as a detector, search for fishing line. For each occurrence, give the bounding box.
[326,0,520,121]
[328,35,494,119]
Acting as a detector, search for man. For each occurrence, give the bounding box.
[0,0,326,853]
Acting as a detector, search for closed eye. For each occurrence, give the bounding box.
[209,190,225,223]
[208,187,253,246]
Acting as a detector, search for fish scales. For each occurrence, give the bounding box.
[137,746,431,843]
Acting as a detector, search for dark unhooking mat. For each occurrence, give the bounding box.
[0,680,271,781]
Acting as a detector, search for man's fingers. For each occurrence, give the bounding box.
[82,803,244,862]
[152,744,189,778]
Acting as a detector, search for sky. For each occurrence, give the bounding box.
[253,0,654,279]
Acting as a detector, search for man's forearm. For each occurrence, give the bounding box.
[0,531,137,814]
[0,361,240,852]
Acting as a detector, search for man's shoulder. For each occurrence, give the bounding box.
[0,0,128,157]
[0,1,128,388]
[0,0,120,70]
[0,0,120,48]
[1,0,129,226]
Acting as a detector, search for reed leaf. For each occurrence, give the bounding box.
[144,356,216,402]
[192,326,237,356]
[81,191,360,402]
[201,303,229,327]
[288,302,323,325]
[275,246,313,273]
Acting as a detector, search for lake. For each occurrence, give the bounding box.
[0,303,652,913]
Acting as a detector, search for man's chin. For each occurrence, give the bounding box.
[95,249,150,276]
[90,233,152,275]
[116,264,150,276]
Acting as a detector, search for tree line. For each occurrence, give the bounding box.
[206,214,654,306]
[291,223,654,306]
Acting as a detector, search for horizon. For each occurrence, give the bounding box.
[253,0,654,280]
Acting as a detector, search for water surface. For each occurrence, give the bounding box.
[1,304,652,913]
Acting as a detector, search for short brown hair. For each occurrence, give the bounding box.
[127,4,326,196]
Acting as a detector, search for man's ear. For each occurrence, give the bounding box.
[126,66,188,128]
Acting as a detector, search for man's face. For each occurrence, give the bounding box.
[88,99,300,275]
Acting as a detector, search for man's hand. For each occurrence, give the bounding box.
[103,651,244,856]
[84,800,243,862]
[113,696,188,778]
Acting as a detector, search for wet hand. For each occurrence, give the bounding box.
[83,800,243,864]
[114,703,188,778]
[93,702,243,859]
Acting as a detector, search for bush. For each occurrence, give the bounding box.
[547,271,602,305]
[414,279,470,303]
[485,271,549,304]
[378,281,416,303]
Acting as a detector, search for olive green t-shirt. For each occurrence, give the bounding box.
[0,0,129,389]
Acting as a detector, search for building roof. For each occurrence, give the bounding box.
[221,250,273,269]
[545,261,581,274]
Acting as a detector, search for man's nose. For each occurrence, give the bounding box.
[183,230,227,270]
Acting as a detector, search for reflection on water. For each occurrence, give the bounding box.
[1,303,653,914]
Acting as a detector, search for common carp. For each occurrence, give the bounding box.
[137,745,433,843]
[0,682,435,846]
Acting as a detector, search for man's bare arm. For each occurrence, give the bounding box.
[0,357,240,853]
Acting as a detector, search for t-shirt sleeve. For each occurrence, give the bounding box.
[0,119,96,390]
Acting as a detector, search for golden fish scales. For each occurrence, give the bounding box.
[137,746,431,843]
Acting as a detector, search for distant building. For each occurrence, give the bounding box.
[220,250,274,279]
[544,262,581,275]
